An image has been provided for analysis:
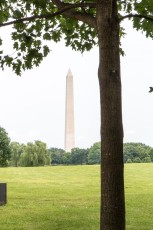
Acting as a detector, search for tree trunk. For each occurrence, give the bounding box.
[96,1,125,229]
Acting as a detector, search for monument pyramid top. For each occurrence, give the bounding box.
[67,68,73,77]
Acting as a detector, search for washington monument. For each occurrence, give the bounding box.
[65,69,75,152]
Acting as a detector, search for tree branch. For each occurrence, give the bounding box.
[52,0,96,28]
[0,2,96,28]
[120,13,153,22]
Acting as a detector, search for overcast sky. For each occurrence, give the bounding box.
[0,20,153,149]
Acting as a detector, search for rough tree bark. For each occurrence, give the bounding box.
[96,0,125,229]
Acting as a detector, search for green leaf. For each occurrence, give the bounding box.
[13,9,23,19]
[43,33,52,40]
[43,45,50,57]
[149,87,153,93]
[13,42,19,50]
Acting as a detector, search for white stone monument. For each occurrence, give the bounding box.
[65,69,75,152]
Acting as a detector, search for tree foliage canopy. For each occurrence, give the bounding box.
[9,141,24,167]
[0,0,153,75]
[123,142,153,163]
[0,126,11,166]
[19,140,50,167]
[88,142,101,164]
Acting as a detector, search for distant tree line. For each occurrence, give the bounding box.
[0,126,153,167]
[49,142,153,165]
[48,143,100,165]
[123,143,153,163]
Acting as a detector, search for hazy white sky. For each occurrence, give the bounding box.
[0,20,153,149]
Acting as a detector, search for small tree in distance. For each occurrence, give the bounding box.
[9,142,24,167]
[71,147,88,165]
[88,142,101,164]
[1,1,153,229]
[0,126,11,167]
[19,141,50,167]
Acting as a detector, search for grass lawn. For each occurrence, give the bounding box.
[0,164,153,229]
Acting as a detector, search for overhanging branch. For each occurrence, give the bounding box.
[0,2,96,28]
[120,13,153,22]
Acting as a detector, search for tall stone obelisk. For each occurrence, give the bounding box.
[65,69,75,152]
